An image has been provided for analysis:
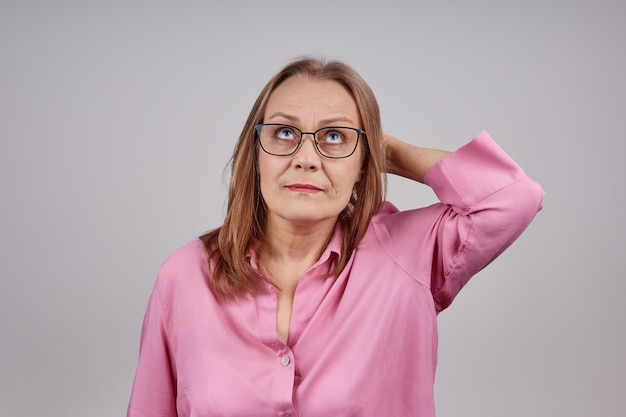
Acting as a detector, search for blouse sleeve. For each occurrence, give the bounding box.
[127,276,177,417]
[374,131,544,313]
[425,131,544,311]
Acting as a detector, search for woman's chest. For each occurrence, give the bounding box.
[172,260,437,416]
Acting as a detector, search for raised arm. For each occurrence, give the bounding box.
[374,131,544,312]
[384,134,451,183]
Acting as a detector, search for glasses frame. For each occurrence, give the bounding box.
[254,123,365,159]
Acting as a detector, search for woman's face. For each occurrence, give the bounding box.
[258,76,363,229]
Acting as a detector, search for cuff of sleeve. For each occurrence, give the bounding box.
[423,130,527,212]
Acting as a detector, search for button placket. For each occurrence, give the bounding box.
[272,349,297,416]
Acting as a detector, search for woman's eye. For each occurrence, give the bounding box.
[276,128,296,140]
[323,131,344,144]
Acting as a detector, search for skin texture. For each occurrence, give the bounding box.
[259,76,364,234]
[384,134,450,183]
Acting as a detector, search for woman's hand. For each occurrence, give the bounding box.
[384,134,450,183]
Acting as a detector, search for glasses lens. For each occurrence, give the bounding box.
[316,127,359,158]
[257,124,300,156]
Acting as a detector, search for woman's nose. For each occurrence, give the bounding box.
[292,134,321,169]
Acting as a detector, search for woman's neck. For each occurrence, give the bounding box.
[260,215,337,292]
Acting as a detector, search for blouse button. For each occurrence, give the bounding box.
[281,355,291,366]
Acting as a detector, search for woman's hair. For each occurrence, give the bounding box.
[200,56,387,300]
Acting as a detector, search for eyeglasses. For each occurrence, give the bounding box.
[254,123,364,159]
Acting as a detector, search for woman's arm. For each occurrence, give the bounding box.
[376,131,544,312]
[384,134,451,183]
[127,278,177,417]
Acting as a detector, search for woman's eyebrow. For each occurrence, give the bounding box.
[265,112,299,122]
[265,112,355,126]
[318,116,355,126]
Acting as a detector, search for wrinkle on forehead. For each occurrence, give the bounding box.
[263,77,361,130]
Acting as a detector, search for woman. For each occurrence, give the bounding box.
[127,57,543,416]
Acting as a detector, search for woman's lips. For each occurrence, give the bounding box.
[286,184,322,194]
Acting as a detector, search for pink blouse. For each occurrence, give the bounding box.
[127,131,543,417]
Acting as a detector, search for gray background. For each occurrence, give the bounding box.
[1,1,624,416]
